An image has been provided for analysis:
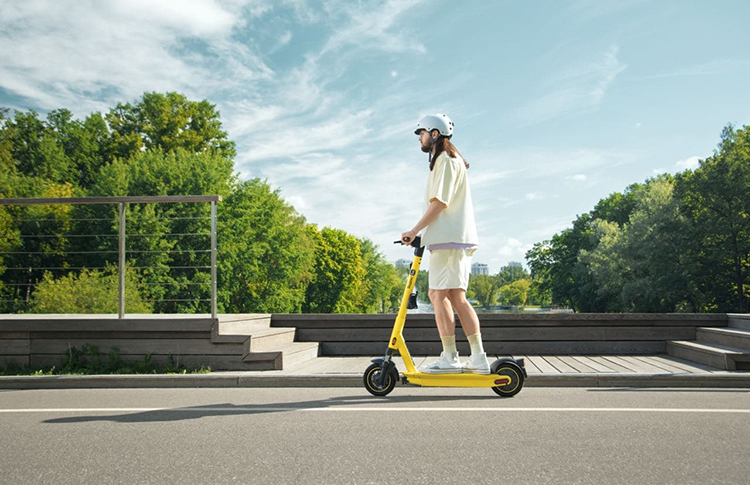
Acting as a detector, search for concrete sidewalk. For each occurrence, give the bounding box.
[2,354,750,389]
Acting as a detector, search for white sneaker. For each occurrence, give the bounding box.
[419,352,463,374]
[462,352,491,374]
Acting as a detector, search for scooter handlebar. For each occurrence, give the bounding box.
[394,236,422,249]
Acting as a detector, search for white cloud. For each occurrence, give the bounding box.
[523,218,574,240]
[263,152,426,244]
[0,1,663,280]
[569,174,587,181]
[635,59,750,81]
[513,45,627,126]
[235,109,373,163]
[497,237,532,260]
[317,0,424,58]
[675,156,700,171]
[652,155,702,176]
[270,31,293,53]
[483,146,635,180]
[471,170,514,188]
[0,0,269,113]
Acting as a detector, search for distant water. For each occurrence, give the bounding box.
[409,301,568,314]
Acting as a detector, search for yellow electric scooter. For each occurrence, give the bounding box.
[363,236,527,397]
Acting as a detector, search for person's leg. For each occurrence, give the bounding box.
[421,287,461,373]
[448,250,490,374]
[420,250,462,373]
[447,288,480,336]
[429,288,456,337]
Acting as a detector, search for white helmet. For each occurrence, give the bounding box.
[415,114,454,138]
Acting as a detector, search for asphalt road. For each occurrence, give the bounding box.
[1,386,749,485]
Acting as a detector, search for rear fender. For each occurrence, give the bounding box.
[491,357,528,378]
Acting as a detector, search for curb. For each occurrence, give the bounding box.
[1,372,750,389]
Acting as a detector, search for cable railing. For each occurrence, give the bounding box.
[0,195,220,318]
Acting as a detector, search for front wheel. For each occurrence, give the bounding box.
[363,363,397,397]
[492,364,524,397]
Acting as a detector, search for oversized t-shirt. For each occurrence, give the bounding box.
[420,151,479,250]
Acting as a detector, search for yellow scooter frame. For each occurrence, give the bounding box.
[363,237,527,397]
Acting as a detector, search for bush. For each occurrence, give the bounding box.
[0,344,210,375]
[27,266,152,314]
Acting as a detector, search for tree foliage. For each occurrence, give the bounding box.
[0,93,403,314]
[28,267,151,314]
[527,124,750,313]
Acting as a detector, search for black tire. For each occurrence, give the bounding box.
[492,364,524,397]
[363,363,397,397]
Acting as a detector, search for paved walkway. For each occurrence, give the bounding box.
[275,354,719,375]
[3,354,749,390]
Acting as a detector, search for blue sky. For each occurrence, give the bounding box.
[1,0,749,273]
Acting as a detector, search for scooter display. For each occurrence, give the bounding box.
[363,236,527,397]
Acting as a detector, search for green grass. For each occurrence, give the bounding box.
[0,344,211,376]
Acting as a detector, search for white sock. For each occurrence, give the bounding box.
[467,332,485,355]
[440,335,457,355]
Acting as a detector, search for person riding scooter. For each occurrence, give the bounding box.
[400,114,489,375]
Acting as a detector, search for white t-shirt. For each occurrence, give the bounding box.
[420,151,479,251]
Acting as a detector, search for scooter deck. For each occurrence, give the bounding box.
[403,371,511,388]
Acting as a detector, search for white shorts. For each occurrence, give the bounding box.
[428,249,473,290]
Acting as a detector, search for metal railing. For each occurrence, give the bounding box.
[0,196,220,318]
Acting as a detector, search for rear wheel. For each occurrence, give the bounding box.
[491,364,524,397]
[363,363,397,397]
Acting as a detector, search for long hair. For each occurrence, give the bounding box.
[430,136,470,171]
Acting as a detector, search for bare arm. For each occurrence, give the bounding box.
[400,199,447,244]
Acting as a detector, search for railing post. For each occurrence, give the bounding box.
[210,200,217,319]
[118,202,126,319]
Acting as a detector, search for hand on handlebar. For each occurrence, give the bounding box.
[399,230,416,245]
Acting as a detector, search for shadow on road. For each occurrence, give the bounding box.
[587,388,749,393]
[43,392,503,424]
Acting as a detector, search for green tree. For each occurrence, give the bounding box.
[106,92,236,162]
[497,263,529,286]
[468,274,501,308]
[5,110,76,183]
[85,148,235,313]
[527,271,552,306]
[46,109,112,189]
[303,226,367,313]
[526,184,646,311]
[498,279,531,306]
[414,269,429,305]
[218,179,315,313]
[356,238,404,313]
[675,124,750,312]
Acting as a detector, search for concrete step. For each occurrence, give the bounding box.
[245,327,297,352]
[211,323,270,343]
[216,315,272,333]
[667,340,750,371]
[243,342,319,370]
[728,314,750,330]
[697,327,750,351]
[218,313,272,323]
[210,314,273,343]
